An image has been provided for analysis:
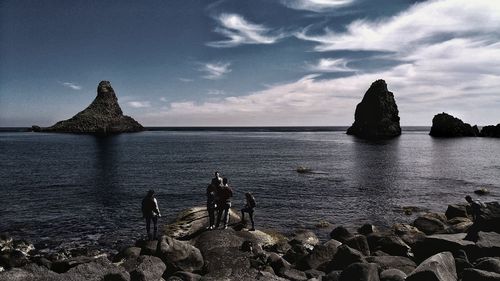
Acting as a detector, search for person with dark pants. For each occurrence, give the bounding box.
[241,192,256,231]
[142,189,161,240]
[206,182,218,230]
[216,178,233,229]
[464,195,484,241]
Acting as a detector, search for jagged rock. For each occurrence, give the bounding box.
[358,224,377,235]
[268,253,291,274]
[393,223,426,248]
[380,269,407,281]
[429,112,477,137]
[128,255,166,281]
[413,233,476,263]
[476,231,500,258]
[329,226,354,243]
[367,233,411,257]
[346,235,370,256]
[324,245,365,272]
[406,252,457,281]
[476,202,500,233]
[346,79,401,139]
[480,124,500,138]
[366,255,416,275]
[475,257,500,274]
[35,81,144,135]
[283,243,310,264]
[339,262,380,281]
[413,214,447,235]
[445,204,469,220]
[297,239,341,270]
[462,268,500,281]
[156,236,203,274]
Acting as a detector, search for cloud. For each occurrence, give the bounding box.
[127,101,151,108]
[199,62,232,80]
[178,78,193,82]
[306,58,355,72]
[159,97,168,102]
[207,89,226,96]
[281,0,355,12]
[59,81,82,90]
[207,13,285,47]
[140,0,500,126]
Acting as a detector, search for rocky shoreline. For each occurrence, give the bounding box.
[1,202,499,281]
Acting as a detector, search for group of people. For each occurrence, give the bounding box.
[140,171,256,240]
[206,171,256,231]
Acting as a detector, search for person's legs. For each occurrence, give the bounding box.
[216,205,223,228]
[223,202,231,227]
[145,216,152,240]
[208,207,215,228]
[152,216,158,240]
[249,210,255,230]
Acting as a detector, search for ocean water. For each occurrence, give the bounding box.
[0,128,499,252]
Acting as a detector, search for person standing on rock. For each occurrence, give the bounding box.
[206,182,218,230]
[241,192,256,231]
[142,189,161,240]
[216,177,233,229]
[464,195,485,241]
[211,171,223,187]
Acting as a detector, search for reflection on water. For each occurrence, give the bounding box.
[0,130,499,251]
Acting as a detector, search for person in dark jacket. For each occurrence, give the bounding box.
[464,195,485,241]
[142,190,161,240]
[206,182,218,230]
[216,177,233,229]
[241,192,256,231]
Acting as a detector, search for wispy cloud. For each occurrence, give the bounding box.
[141,0,500,126]
[306,58,354,72]
[199,62,232,80]
[127,101,151,108]
[281,0,355,12]
[159,97,168,102]
[207,13,285,48]
[178,78,194,82]
[207,89,226,96]
[59,81,82,90]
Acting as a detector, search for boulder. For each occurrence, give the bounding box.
[429,112,477,137]
[475,257,500,274]
[114,247,142,262]
[290,229,319,247]
[366,255,416,275]
[346,235,370,256]
[476,202,500,233]
[170,271,202,281]
[476,231,500,258]
[393,223,426,248]
[129,255,166,281]
[35,81,144,134]
[462,268,500,281]
[0,250,29,269]
[346,79,401,139]
[51,255,97,273]
[406,252,457,281]
[278,267,308,281]
[339,262,380,281]
[367,233,411,257]
[63,257,130,281]
[297,239,341,270]
[304,269,326,279]
[283,243,310,264]
[156,236,203,274]
[136,240,158,256]
[380,269,407,281]
[413,215,447,235]
[445,205,469,220]
[0,263,61,281]
[268,253,291,274]
[358,224,377,236]
[474,188,490,195]
[413,233,476,262]
[480,124,500,138]
[330,227,354,243]
[324,245,365,271]
[324,270,342,281]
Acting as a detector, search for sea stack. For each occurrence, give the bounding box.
[346,79,401,139]
[429,113,476,137]
[480,124,500,138]
[33,81,144,135]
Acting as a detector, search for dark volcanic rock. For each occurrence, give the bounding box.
[36,81,144,135]
[429,112,477,137]
[346,79,401,139]
[480,124,500,138]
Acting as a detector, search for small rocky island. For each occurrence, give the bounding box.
[429,113,477,137]
[2,201,499,281]
[347,80,401,139]
[32,81,144,135]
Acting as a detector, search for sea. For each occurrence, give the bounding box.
[0,127,499,254]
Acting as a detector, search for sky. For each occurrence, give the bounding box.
[1,0,500,127]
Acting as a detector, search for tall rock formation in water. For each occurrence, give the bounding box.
[429,113,476,137]
[346,79,401,139]
[33,81,144,134]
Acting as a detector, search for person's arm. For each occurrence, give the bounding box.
[154,198,161,217]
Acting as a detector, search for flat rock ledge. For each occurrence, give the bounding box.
[1,202,500,281]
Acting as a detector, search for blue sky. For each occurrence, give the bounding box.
[1,0,499,126]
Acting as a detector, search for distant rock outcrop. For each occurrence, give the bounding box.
[429,113,477,137]
[346,79,401,139]
[480,124,500,138]
[33,81,144,135]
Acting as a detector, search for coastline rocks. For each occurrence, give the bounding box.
[297,239,341,270]
[480,124,500,138]
[380,269,407,281]
[445,204,469,220]
[156,236,203,274]
[413,214,447,235]
[366,256,416,275]
[324,245,366,271]
[413,233,475,262]
[429,112,477,137]
[34,81,144,135]
[128,255,166,281]
[329,226,354,243]
[339,262,380,281]
[406,252,457,281]
[462,268,500,281]
[347,79,401,139]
